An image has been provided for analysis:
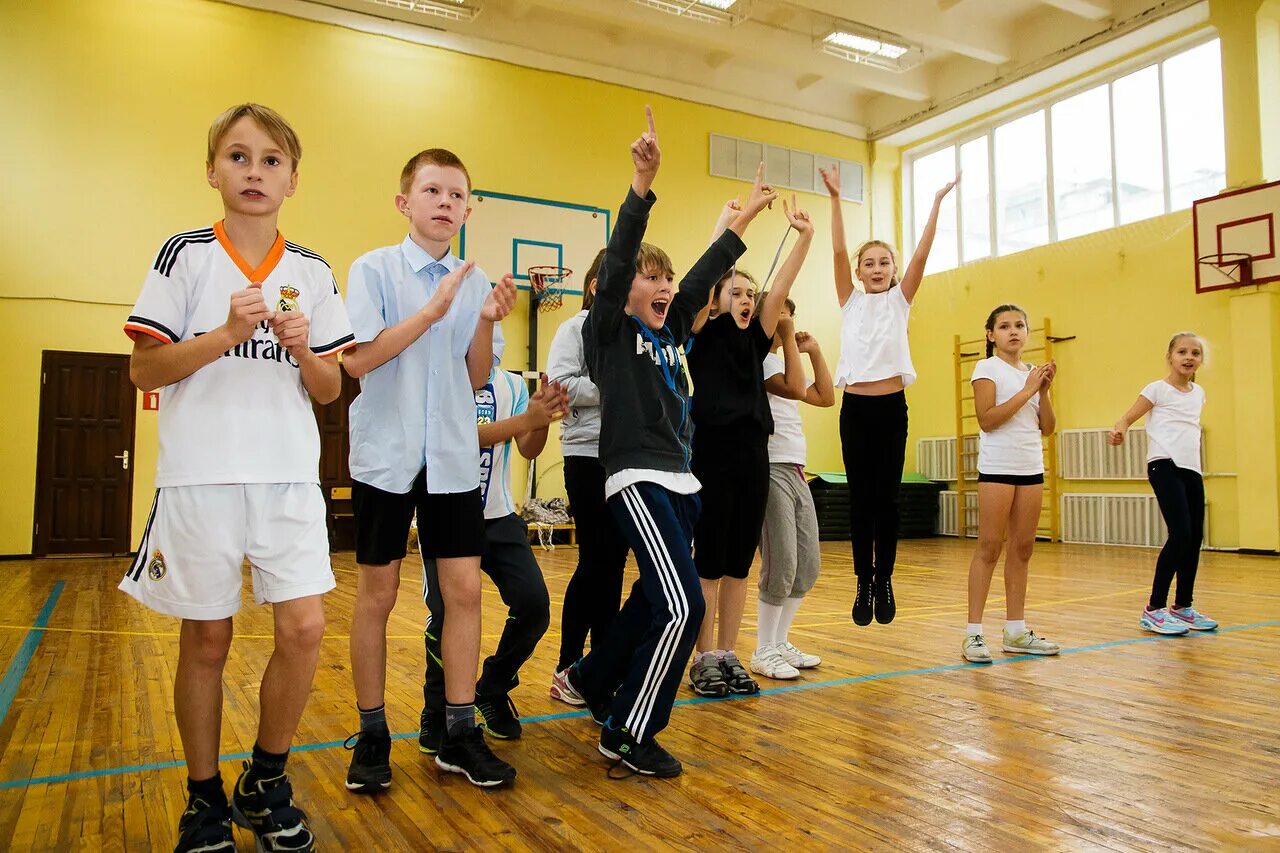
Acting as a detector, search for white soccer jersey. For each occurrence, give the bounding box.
[125,222,355,487]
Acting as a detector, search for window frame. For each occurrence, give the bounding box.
[903,33,1222,268]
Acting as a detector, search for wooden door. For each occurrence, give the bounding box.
[33,351,136,556]
[315,371,360,550]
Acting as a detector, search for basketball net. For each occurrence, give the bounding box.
[528,265,572,313]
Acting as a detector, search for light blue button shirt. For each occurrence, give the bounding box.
[346,235,505,494]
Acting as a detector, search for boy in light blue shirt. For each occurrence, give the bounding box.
[342,148,518,790]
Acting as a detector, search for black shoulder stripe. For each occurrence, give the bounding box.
[311,333,355,356]
[126,315,180,343]
[153,228,216,277]
[285,241,331,268]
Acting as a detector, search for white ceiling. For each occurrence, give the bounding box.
[227,0,1208,143]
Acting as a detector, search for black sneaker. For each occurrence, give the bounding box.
[476,693,522,740]
[174,793,234,853]
[230,762,315,852]
[419,709,444,755]
[852,577,875,626]
[718,652,759,695]
[875,575,896,624]
[343,729,391,793]
[598,725,682,778]
[435,726,517,787]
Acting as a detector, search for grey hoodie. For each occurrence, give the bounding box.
[546,309,602,457]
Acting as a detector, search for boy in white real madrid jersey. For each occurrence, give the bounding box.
[417,370,567,777]
[121,104,353,853]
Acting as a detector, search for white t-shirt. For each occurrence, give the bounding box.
[970,356,1044,476]
[833,286,916,388]
[476,370,529,520]
[762,352,806,465]
[125,224,355,487]
[1140,380,1204,473]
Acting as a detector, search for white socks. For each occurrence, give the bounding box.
[966,623,982,637]
[1005,619,1026,635]
[756,601,781,651]
[778,597,804,645]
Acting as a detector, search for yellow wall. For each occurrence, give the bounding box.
[0,0,861,554]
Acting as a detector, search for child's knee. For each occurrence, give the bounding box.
[276,604,326,652]
[183,619,233,665]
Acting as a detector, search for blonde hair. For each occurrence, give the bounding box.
[1167,330,1207,380]
[400,148,472,195]
[635,242,674,279]
[716,268,757,302]
[207,104,301,169]
[854,239,899,288]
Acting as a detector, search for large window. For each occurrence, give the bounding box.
[905,37,1225,267]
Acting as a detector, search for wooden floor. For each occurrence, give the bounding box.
[0,539,1276,851]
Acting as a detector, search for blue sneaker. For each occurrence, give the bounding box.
[1139,607,1189,635]
[1168,605,1218,631]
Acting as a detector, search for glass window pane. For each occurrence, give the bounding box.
[1051,84,1114,239]
[1164,40,1226,209]
[995,111,1048,253]
[1113,65,1165,223]
[911,146,958,272]
[959,137,991,262]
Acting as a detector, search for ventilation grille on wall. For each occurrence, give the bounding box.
[939,491,1211,549]
[917,436,976,482]
[1061,493,1211,549]
[709,134,864,201]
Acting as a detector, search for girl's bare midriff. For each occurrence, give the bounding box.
[844,376,905,396]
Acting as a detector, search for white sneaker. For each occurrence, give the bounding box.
[777,641,820,669]
[750,644,800,680]
[962,634,993,663]
[1002,628,1060,656]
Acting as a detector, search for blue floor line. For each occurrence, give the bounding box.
[0,617,1275,791]
[0,582,65,729]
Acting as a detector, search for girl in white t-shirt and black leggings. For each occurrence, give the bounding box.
[962,305,1060,663]
[1109,332,1217,635]
[820,164,957,626]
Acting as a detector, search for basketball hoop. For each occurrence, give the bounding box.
[527,265,571,313]
[1197,252,1253,288]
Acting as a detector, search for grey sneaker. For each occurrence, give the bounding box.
[688,654,731,697]
[962,633,993,663]
[1002,628,1060,656]
[719,652,760,695]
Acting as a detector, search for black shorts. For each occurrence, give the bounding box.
[352,469,485,563]
[977,472,1045,486]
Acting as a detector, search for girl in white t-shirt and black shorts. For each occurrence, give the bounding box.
[820,164,957,627]
[962,305,1061,663]
[1109,332,1217,635]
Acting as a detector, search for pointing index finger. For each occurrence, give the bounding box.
[645,105,656,138]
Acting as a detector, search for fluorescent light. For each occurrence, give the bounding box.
[365,0,481,23]
[629,0,749,26]
[819,25,920,71]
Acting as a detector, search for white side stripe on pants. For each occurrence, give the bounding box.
[619,485,689,739]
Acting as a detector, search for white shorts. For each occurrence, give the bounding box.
[119,484,335,620]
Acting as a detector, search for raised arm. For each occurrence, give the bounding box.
[764,317,807,400]
[818,164,854,306]
[669,163,776,343]
[900,176,958,304]
[1108,393,1154,445]
[590,106,660,339]
[797,333,835,408]
[757,196,814,338]
[693,199,743,335]
[974,365,1047,432]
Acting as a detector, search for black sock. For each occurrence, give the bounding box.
[187,773,226,804]
[358,703,389,736]
[246,743,289,784]
[445,703,476,737]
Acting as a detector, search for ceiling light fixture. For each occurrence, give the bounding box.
[364,0,481,24]
[629,0,750,27]
[819,23,921,72]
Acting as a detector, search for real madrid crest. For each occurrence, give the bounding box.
[147,549,167,581]
[277,285,300,313]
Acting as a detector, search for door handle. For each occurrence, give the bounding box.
[114,450,129,470]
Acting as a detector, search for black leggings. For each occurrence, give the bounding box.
[840,391,908,580]
[1147,459,1205,610]
[556,455,629,671]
